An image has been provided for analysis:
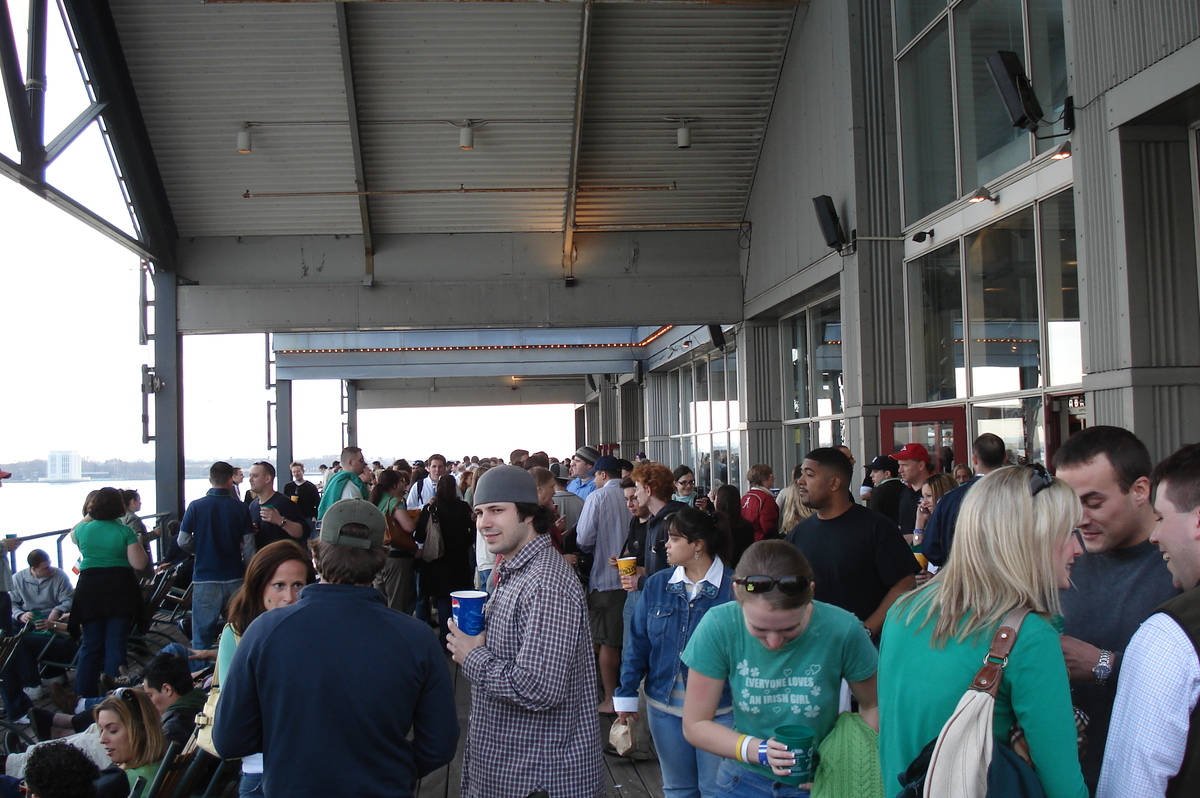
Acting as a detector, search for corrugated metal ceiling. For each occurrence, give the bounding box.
[108,0,798,238]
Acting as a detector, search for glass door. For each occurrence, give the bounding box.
[879,406,968,473]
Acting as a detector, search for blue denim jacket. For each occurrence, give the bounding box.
[615,562,734,712]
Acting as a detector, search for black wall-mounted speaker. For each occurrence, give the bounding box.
[986,50,1044,133]
[708,325,727,351]
[812,195,846,249]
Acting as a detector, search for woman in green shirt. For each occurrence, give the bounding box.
[70,487,148,697]
[369,470,418,612]
[94,687,167,792]
[878,465,1088,798]
[681,540,879,797]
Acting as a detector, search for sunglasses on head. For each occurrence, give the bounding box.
[734,575,809,595]
[1028,463,1054,497]
[115,687,143,724]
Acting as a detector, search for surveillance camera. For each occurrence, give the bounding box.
[911,230,934,243]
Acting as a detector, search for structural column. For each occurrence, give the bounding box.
[740,320,782,486]
[152,267,184,521]
[1077,118,1200,458]
[344,381,358,449]
[275,378,293,472]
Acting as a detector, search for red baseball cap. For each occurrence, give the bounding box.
[894,443,931,463]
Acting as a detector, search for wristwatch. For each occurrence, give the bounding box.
[1093,649,1113,685]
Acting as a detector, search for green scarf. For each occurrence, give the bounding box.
[317,470,367,519]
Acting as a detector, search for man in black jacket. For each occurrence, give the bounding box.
[142,653,207,746]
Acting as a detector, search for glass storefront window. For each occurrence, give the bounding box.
[1041,189,1081,385]
[682,436,696,475]
[898,0,1067,215]
[814,298,845,417]
[711,431,729,492]
[788,313,809,420]
[710,354,728,430]
[972,397,1045,464]
[895,0,947,48]
[954,0,1028,192]
[815,418,847,449]
[727,433,740,489]
[1029,0,1069,155]
[664,342,738,486]
[681,365,694,435]
[965,207,1041,395]
[899,19,956,224]
[695,358,711,433]
[787,424,811,477]
[910,242,966,401]
[696,434,713,488]
[668,372,680,435]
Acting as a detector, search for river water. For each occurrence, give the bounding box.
[0,478,219,570]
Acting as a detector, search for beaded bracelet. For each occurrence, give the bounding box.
[758,740,770,767]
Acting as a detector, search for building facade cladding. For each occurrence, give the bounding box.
[630,1,1200,486]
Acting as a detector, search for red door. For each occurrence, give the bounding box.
[879,406,968,473]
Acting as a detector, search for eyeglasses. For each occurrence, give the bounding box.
[1072,528,1086,549]
[734,575,810,595]
[676,479,695,486]
[115,687,143,724]
[1028,463,1054,497]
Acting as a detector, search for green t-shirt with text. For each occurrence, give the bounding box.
[682,600,878,777]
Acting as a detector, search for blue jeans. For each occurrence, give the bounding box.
[239,771,263,798]
[622,589,641,648]
[76,616,133,698]
[192,580,241,651]
[714,759,810,798]
[648,707,733,798]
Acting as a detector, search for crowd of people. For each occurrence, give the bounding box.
[1,425,1199,797]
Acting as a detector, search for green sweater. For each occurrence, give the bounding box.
[877,593,1087,798]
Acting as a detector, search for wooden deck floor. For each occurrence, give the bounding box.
[416,657,665,798]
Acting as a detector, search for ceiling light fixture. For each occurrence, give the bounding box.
[237,124,251,154]
[969,186,998,204]
[1051,140,1072,160]
[677,123,691,149]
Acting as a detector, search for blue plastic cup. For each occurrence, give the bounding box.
[451,590,488,635]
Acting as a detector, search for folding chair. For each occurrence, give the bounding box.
[0,625,37,753]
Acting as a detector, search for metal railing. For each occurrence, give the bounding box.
[7,512,172,572]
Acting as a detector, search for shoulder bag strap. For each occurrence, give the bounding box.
[970,607,1030,697]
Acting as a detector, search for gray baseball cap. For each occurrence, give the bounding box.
[472,465,539,506]
[319,499,385,550]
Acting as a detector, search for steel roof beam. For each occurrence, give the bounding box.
[0,151,156,260]
[0,0,37,173]
[335,2,375,286]
[45,101,108,164]
[560,0,593,278]
[60,0,177,268]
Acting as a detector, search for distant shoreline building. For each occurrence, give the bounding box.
[40,451,86,483]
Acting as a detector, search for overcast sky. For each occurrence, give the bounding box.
[0,2,575,467]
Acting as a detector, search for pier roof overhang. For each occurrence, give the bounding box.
[12,0,803,403]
